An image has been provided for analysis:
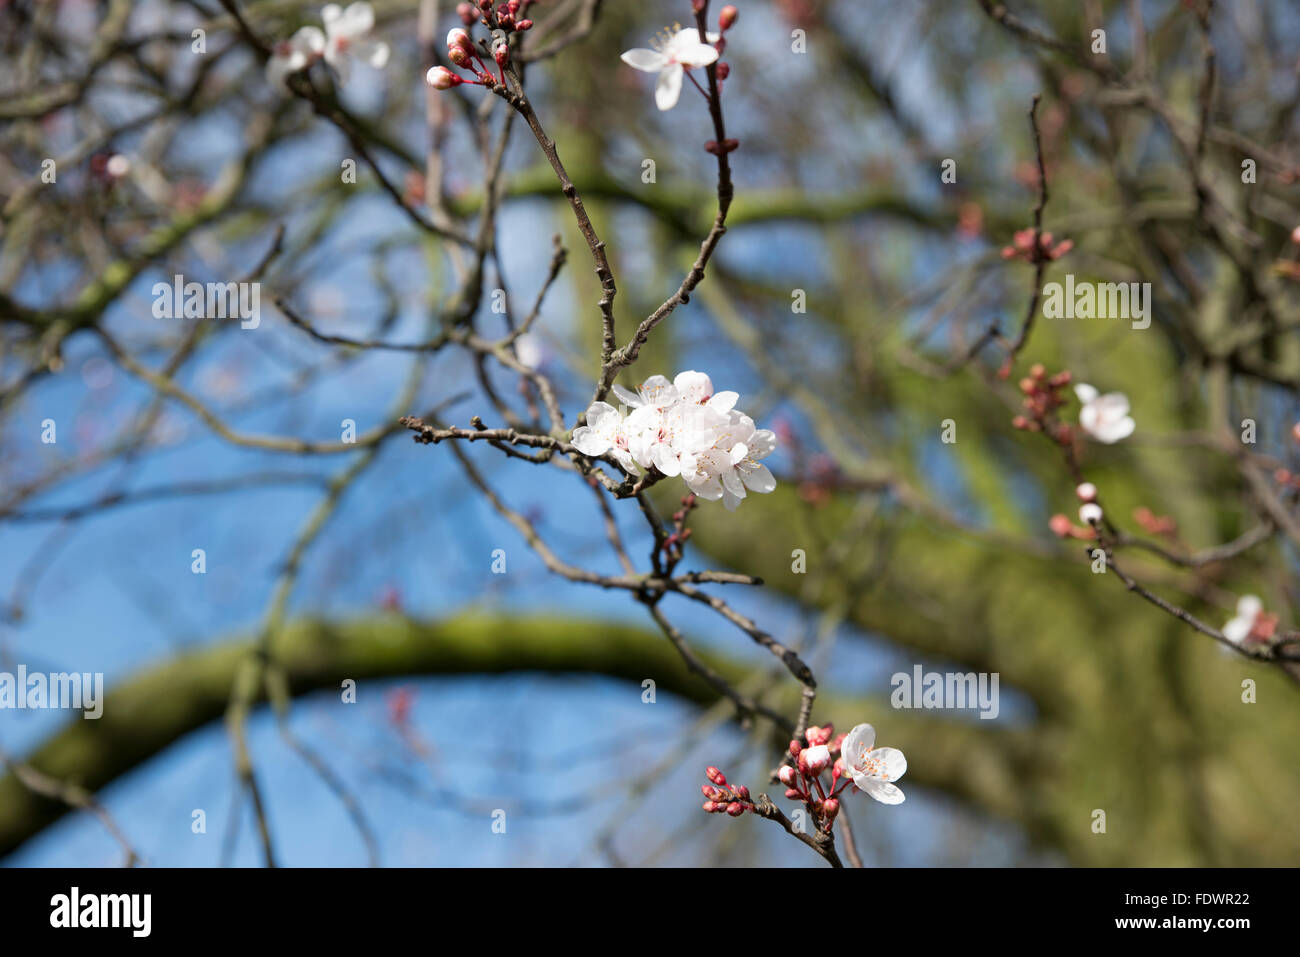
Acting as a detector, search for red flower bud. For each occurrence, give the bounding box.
[719,5,738,30]
[705,766,727,786]
[726,802,744,817]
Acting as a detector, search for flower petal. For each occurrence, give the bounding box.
[638,375,675,406]
[655,62,684,111]
[707,390,739,413]
[571,427,609,457]
[1074,383,1099,405]
[865,746,907,782]
[860,778,906,805]
[342,1,374,34]
[1095,392,1131,418]
[1223,616,1252,645]
[677,41,719,69]
[611,384,642,408]
[746,428,777,458]
[620,48,667,72]
[363,39,390,68]
[652,443,681,477]
[584,401,620,430]
[841,723,876,763]
[672,370,712,402]
[295,26,326,54]
[741,462,777,493]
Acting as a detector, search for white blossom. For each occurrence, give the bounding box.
[1075,383,1135,444]
[321,2,389,84]
[570,401,639,474]
[1223,595,1262,646]
[841,723,907,805]
[620,27,720,111]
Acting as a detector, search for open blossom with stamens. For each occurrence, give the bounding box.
[1075,383,1135,444]
[572,370,778,509]
[321,3,390,83]
[841,723,908,805]
[684,410,778,511]
[570,401,640,474]
[620,26,721,111]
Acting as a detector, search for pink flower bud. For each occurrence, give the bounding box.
[447,28,473,53]
[494,41,510,67]
[702,801,718,812]
[1075,482,1097,503]
[778,766,797,787]
[1292,225,1300,245]
[426,66,463,90]
[789,739,803,757]
[449,45,472,67]
[804,744,831,774]
[726,802,744,817]
[821,798,840,820]
[716,62,730,80]
[735,785,750,800]
[785,788,801,799]
[719,5,738,30]
[457,2,476,24]
[705,766,726,786]
[1048,513,1073,537]
[516,18,532,29]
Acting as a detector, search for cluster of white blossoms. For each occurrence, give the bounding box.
[571,371,777,510]
[266,2,389,88]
